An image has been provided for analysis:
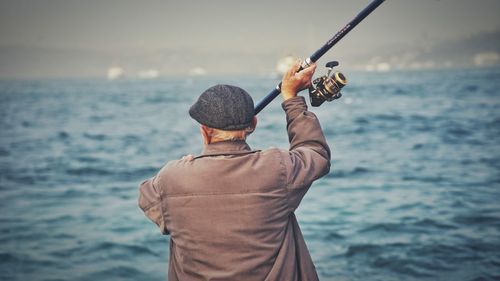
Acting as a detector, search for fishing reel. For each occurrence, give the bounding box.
[309,61,347,107]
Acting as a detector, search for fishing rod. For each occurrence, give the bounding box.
[254,0,386,114]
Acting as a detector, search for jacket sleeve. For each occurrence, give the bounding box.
[280,96,331,210]
[138,177,169,235]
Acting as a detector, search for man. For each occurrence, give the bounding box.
[139,60,330,280]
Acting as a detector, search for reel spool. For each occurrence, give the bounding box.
[309,61,347,107]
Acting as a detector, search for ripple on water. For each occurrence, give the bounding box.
[65,166,113,176]
[329,166,372,178]
[82,133,108,141]
[77,266,155,281]
[371,257,436,278]
[49,241,159,261]
[0,148,10,157]
[343,243,407,258]
[453,213,500,226]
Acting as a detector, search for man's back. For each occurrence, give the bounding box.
[161,143,307,280]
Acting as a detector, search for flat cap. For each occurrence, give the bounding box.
[189,84,254,130]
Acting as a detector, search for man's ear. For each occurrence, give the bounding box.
[245,116,258,136]
[251,116,257,130]
[200,125,212,145]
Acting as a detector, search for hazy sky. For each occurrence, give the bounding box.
[1,0,499,78]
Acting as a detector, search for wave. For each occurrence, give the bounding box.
[453,214,500,226]
[359,219,457,235]
[400,174,446,183]
[0,252,22,263]
[83,133,108,141]
[371,257,437,278]
[50,241,159,260]
[75,156,101,163]
[0,148,10,157]
[330,166,372,178]
[413,218,457,230]
[340,242,464,278]
[40,214,74,224]
[343,243,406,257]
[372,114,404,122]
[359,223,404,233]
[89,115,115,123]
[57,131,70,139]
[2,173,38,185]
[77,265,155,281]
[389,202,424,211]
[65,165,158,179]
[411,143,437,150]
[66,167,113,176]
[87,241,159,257]
[446,127,472,138]
[0,251,58,269]
[324,231,345,240]
[354,117,370,125]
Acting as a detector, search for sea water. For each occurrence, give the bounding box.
[0,68,499,280]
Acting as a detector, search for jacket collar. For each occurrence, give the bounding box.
[196,140,258,159]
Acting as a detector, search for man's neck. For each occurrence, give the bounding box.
[209,137,245,144]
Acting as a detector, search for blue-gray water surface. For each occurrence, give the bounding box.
[0,69,499,281]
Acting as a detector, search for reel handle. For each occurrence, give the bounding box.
[325,61,339,68]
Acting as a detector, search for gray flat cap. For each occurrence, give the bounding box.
[189,84,254,130]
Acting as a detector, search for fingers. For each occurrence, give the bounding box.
[292,59,301,71]
[303,63,317,74]
[296,63,316,84]
[297,63,316,78]
[285,59,302,79]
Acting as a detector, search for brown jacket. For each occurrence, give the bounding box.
[139,96,331,280]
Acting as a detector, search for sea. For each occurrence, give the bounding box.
[0,68,499,281]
